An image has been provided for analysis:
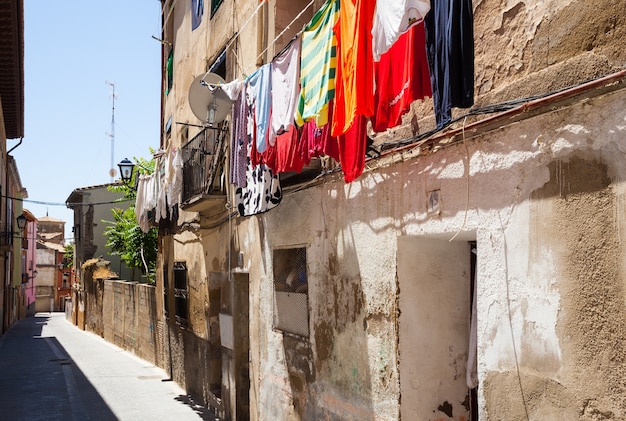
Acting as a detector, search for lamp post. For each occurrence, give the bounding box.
[117,158,135,184]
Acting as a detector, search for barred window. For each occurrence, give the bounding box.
[173,261,188,326]
[273,247,308,337]
[163,263,169,317]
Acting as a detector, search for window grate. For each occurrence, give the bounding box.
[173,262,188,326]
[273,248,309,337]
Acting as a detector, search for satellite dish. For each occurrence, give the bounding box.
[188,72,232,125]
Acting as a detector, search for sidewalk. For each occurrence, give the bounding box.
[0,313,218,421]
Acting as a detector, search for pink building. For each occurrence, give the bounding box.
[21,210,37,317]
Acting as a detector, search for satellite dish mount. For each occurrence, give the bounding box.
[188,72,232,129]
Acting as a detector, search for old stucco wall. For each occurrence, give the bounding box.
[158,0,626,419]
[238,86,626,420]
[474,0,626,102]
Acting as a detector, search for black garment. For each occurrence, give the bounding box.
[425,0,475,129]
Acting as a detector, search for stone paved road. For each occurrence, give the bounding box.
[0,313,218,421]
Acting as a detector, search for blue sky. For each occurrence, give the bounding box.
[11,1,162,241]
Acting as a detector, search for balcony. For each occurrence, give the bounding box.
[181,126,228,213]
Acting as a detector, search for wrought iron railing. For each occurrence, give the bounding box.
[181,125,228,204]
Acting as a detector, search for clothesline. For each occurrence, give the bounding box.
[242,0,317,76]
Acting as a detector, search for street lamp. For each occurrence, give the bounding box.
[117,158,135,184]
[16,214,27,231]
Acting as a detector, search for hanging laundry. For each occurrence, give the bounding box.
[300,99,340,162]
[273,128,306,174]
[338,115,368,183]
[230,85,249,188]
[135,173,157,233]
[372,22,431,133]
[234,161,282,217]
[330,0,376,183]
[425,0,474,129]
[250,131,277,169]
[295,0,340,127]
[247,64,272,153]
[167,148,184,216]
[270,37,301,145]
[331,0,376,137]
[155,155,168,223]
[371,0,430,61]
[218,79,244,101]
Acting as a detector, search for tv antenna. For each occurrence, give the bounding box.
[106,80,117,181]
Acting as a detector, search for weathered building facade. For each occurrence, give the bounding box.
[34,216,65,312]
[20,209,37,318]
[66,183,139,282]
[153,0,626,420]
[0,0,25,334]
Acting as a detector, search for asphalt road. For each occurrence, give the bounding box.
[0,312,218,421]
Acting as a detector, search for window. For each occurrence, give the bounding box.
[210,0,224,17]
[166,48,174,95]
[191,0,204,30]
[163,0,175,94]
[163,263,169,317]
[273,247,309,337]
[173,261,188,326]
[209,49,226,79]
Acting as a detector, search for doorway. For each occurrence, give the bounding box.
[398,237,474,420]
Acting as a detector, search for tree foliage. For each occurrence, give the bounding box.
[104,153,158,283]
[64,242,74,268]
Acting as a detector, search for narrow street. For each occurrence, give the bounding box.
[0,313,217,421]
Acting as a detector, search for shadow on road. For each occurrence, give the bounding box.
[0,314,117,420]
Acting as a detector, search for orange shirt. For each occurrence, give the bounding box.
[331,0,376,137]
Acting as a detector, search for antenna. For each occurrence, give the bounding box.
[106,80,117,181]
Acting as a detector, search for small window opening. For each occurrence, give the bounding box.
[173,261,188,326]
[272,247,309,337]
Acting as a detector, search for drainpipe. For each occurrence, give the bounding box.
[7,137,23,154]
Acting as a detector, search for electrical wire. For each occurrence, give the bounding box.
[243,0,316,76]
[1,194,133,208]
[377,75,613,153]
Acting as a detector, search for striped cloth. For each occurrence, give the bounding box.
[295,0,339,127]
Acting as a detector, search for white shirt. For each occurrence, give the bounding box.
[372,0,430,61]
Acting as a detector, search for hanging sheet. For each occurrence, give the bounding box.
[295,0,340,127]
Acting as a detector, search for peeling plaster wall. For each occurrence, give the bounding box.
[237,88,626,420]
[473,0,626,103]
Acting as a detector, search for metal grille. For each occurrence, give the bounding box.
[181,126,228,203]
[273,248,309,337]
[173,262,188,326]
